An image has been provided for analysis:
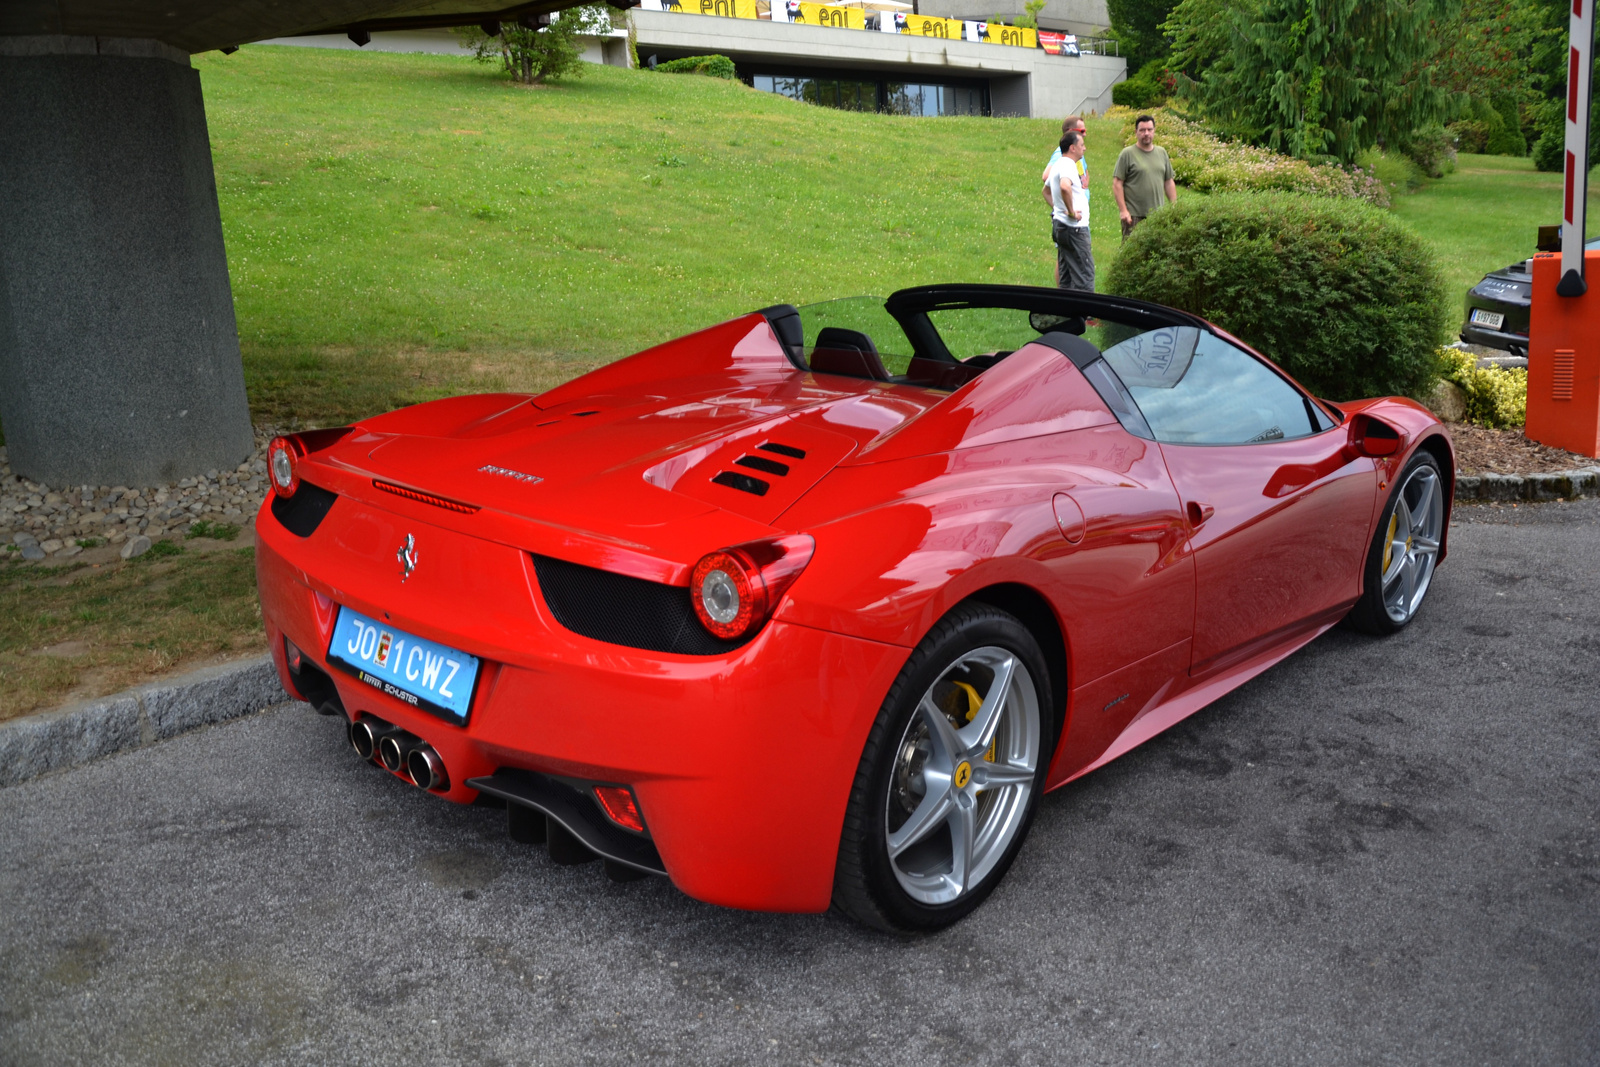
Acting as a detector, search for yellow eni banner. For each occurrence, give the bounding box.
[901,14,962,38]
[675,0,758,18]
[794,3,865,28]
[986,23,1036,47]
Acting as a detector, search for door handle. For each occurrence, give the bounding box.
[1187,501,1214,528]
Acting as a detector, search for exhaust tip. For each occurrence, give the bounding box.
[408,746,449,792]
[378,734,407,772]
[349,719,376,761]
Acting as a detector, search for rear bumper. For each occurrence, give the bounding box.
[255,496,908,913]
[1459,325,1529,354]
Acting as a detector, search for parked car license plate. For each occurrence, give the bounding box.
[326,606,480,722]
[1470,308,1505,329]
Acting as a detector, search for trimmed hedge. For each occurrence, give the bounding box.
[1105,193,1450,401]
[655,54,737,79]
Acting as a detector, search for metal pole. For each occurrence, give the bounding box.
[1557,0,1595,296]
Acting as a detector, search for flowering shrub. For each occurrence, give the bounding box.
[1112,107,1390,207]
[1437,347,1528,428]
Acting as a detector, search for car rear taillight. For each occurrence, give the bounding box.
[689,534,815,641]
[268,427,355,500]
[594,786,646,833]
[268,436,299,498]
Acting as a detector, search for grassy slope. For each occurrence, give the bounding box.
[0,545,263,722]
[1388,153,1600,300]
[201,46,1129,425]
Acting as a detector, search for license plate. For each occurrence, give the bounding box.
[326,607,480,723]
[1470,308,1505,329]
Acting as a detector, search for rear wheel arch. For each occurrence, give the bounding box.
[963,583,1069,757]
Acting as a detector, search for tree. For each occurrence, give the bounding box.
[1108,0,1181,69]
[459,6,619,84]
[1013,0,1049,30]
[1527,0,1597,170]
[1165,0,1458,165]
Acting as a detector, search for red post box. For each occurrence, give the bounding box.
[1527,250,1600,459]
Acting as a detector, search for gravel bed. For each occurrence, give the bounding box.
[0,431,277,561]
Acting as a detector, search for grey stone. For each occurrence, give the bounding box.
[19,543,44,560]
[13,530,37,546]
[0,694,142,788]
[0,48,254,488]
[119,534,152,559]
[1425,380,1468,423]
[0,655,289,788]
[53,542,80,557]
[139,657,288,742]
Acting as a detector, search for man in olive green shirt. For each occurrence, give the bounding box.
[1111,114,1177,239]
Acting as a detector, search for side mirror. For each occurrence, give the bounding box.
[1350,414,1402,458]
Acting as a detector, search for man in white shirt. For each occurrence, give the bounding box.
[1046,131,1093,291]
[1040,115,1086,283]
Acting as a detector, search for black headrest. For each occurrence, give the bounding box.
[814,327,878,356]
[809,328,890,382]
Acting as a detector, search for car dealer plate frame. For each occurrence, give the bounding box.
[325,606,481,724]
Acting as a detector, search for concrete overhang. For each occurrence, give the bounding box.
[0,0,610,55]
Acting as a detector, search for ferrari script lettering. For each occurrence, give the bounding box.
[479,464,543,485]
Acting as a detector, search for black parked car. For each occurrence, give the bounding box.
[1461,233,1600,355]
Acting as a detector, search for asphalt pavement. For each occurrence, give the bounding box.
[2,500,1597,1067]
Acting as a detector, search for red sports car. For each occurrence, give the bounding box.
[256,285,1453,931]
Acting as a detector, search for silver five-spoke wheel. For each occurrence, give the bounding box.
[885,646,1041,906]
[1380,462,1444,624]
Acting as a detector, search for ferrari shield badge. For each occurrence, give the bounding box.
[396,533,418,582]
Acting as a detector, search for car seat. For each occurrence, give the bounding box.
[808,327,890,382]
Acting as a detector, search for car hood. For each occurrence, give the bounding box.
[300,378,947,577]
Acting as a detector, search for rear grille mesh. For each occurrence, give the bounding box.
[532,555,752,656]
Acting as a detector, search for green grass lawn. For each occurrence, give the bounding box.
[201,46,1133,425]
[1388,153,1600,300]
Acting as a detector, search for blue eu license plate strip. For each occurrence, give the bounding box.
[326,607,480,723]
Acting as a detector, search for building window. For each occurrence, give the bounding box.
[750,73,989,116]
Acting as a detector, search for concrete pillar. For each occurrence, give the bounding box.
[0,36,253,487]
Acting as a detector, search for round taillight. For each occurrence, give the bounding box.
[268,436,299,498]
[691,550,762,640]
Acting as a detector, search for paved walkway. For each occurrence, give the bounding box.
[2,501,1597,1066]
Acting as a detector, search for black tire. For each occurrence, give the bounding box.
[1345,451,1446,635]
[832,602,1056,933]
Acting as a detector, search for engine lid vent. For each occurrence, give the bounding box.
[711,471,770,496]
[734,454,789,477]
[758,442,806,459]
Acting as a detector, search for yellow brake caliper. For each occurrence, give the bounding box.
[951,681,998,764]
[1382,511,1398,573]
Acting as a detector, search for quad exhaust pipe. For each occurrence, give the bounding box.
[347,715,449,792]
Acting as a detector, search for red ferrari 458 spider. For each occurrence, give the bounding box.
[256,285,1453,931]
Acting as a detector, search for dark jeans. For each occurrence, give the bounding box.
[1053,220,1094,292]
[1121,215,1145,240]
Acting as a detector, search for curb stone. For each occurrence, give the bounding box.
[0,655,292,788]
[1454,466,1600,503]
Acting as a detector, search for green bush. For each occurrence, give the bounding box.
[1113,107,1389,205]
[1105,193,1450,401]
[1400,123,1456,178]
[1357,147,1424,196]
[655,54,736,79]
[1437,348,1528,427]
[1112,59,1169,108]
